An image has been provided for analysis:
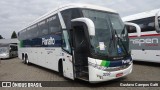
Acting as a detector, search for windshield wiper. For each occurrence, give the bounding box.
[121,26,127,39]
[114,29,129,56]
[108,27,116,55]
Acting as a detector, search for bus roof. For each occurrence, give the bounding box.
[20,3,117,32]
[0,44,10,47]
[122,9,160,21]
[0,43,17,47]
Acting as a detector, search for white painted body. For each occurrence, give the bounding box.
[131,50,160,63]
[18,4,132,82]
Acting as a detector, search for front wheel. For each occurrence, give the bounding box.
[58,60,63,76]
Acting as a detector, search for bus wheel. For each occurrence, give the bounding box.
[22,53,25,64]
[58,59,63,76]
[25,55,29,65]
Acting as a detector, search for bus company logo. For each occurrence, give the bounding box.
[130,38,159,46]
[2,82,11,87]
[42,37,55,46]
[122,59,131,64]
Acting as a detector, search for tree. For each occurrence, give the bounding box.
[11,31,17,39]
[0,35,3,39]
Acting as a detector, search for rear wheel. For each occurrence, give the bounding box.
[25,55,30,65]
[26,58,29,65]
[22,53,25,64]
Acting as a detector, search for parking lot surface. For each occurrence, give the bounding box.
[0,58,160,90]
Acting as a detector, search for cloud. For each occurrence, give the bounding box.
[0,0,160,38]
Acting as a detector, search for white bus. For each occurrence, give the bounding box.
[0,44,18,59]
[123,9,160,63]
[18,4,140,82]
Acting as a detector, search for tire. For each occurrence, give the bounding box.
[22,54,25,64]
[25,55,30,65]
[58,60,63,76]
[24,57,26,64]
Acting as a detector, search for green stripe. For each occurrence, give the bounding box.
[101,61,106,66]
[19,41,23,47]
[101,60,110,67]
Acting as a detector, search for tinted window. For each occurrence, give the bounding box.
[61,8,82,29]
[22,30,27,40]
[10,45,17,51]
[62,30,71,53]
[19,30,27,40]
[38,20,49,36]
[18,31,22,40]
[130,17,155,32]
[19,14,61,40]
[48,14,61,34]
[61,9,72,29]
[29,24,39,38]
[26,29,31,39]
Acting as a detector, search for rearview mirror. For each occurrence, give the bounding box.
[124,22,141,37]
[155,10,160,33]
[71,18,95,36]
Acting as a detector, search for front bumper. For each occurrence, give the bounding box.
[88,57,133,83]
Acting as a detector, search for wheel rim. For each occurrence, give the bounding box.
[26,59,29,64]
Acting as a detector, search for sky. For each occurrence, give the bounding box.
[0,0,160,39]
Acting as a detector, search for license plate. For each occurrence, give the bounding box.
[116,72,123,77]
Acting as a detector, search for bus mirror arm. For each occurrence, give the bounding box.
[71,18,95,36]
[124,22,141,37]
[155,11,160,33]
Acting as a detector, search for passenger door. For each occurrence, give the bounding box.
[61,30,74,80]
[71,23,89,80]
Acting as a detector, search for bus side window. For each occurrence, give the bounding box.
[10,46,17,51]
[131,17,155,32]
[48,14,61,34]
[38,20,49,36]
[62,30,71,53]
[61,10,72,29]
[148,22,155,31]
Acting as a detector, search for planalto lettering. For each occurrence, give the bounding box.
[42,37,55,46]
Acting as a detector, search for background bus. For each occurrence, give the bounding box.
[122,9,160,63]
[0,44,18,59]
[18,4,139,83]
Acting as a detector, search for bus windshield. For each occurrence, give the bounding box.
[0,47,8,54]
[82,9,129,57]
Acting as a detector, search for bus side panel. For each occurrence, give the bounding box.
[129,33,160,63]
[21,47,62,72]
[131,50,160,63]
[44,48,62,72]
